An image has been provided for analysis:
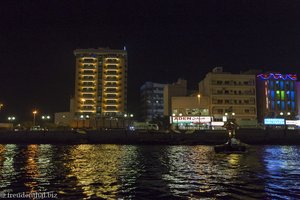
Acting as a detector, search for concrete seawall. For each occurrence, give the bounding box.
[0,129,300,145]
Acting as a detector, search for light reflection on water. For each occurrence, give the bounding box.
[0,144,299,199]
[263,146,300,199]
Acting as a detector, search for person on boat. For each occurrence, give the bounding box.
[230,137,240,146]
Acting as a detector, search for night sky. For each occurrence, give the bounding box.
[1,0,300,121]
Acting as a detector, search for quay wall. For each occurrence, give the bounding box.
[0,129,299,145]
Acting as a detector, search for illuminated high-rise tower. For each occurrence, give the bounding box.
[74,47,127,117]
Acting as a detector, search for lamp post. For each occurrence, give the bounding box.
[172,113,177,130]
[8,116,16,130]
[41,115,51,130]
[32,110,38,126]
[197,94,201,130]
[123,114,128,129]
[80,115,84,128]
[41,115,51,120]
[178,113,182,130]
[86,115,90,128]
[129,114,134,129]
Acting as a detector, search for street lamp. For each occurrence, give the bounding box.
[123,114,127,129]
[7,116,16,130]
[8,116,16,121]
[32,110,38,126]
[80,114,84,128]
[172,113,177,130]
[41,115,51,130]
[179,113,182,130]
[42,115,51,120]
[197,94,201,130]
[280,112,284,116]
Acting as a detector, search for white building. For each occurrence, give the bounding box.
[199,67,257,127]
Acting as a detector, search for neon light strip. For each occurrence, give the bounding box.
[265,82,268,109]
[257,73,297,80]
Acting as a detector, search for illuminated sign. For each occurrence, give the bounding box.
[222,116,227,122]
[285,120,300,126]
[264,118,285,125]
[211,122,224,126]
[172,116,211,124]
[257,73,297,80]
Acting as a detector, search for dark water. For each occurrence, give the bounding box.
[0,145,300,199]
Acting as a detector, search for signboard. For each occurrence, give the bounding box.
[264,118,285,125]
[285,120,300,126]
[211,121,224,126]
[222,116,227,122]
[172,116,211,124]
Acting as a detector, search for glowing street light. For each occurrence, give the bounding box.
[42,115,51,120]
[8,116,16,121]
[280,112,284,116]
[32,110,38,126]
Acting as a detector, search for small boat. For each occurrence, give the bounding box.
[214,138,247,153]
[214,143,247,153]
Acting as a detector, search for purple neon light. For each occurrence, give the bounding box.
[257,73,297,80]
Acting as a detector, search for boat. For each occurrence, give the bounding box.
[214,117,247,153]
[214,143,247,153]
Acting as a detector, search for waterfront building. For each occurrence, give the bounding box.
[163,79,187,116]
[74,48,128,118]
[199,67,257,127]
[140,82,166,121]
[54,112,74,127]
[256,73,298,123]
[171,95,211,129]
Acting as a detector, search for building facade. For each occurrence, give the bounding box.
[199,67,257,127]
[74,48,127,118]
[163,79,187,116]
[256,73,298,122]
[171,95,211,129]
[140,82,166,121]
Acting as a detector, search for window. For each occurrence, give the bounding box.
[217,109,223,114]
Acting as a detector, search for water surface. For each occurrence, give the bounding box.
[0,144,299,199]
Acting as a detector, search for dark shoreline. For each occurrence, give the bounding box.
[0,129,300,145]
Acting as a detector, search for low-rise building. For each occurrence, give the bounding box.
[171,95,210,129]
